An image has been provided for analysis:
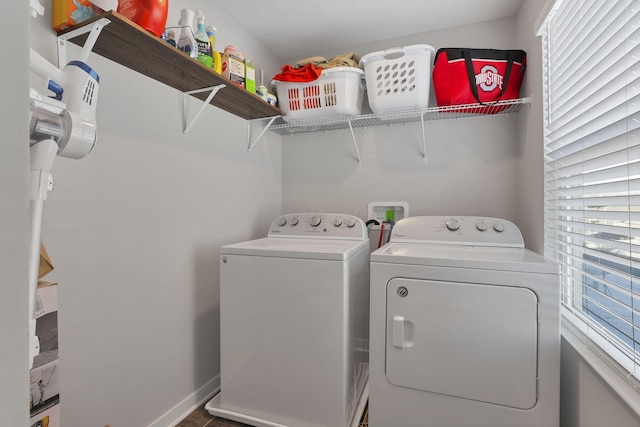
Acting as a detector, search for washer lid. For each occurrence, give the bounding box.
[371,242,557,274]
[221,237,369,261]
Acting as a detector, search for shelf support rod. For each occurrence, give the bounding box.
[247,116,279,151]
[420,113,428,164]
[347,120,362,165]
[57,17,111,68]
[182,84,226,134]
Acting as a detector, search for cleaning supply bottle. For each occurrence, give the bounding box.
[194,10,213,68]
[177,8,197,59]
[206,25,221,72]
[166,29,177,48]
[206,25,216,53]
[117,0,168,37]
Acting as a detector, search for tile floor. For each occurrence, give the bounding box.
[176,403,369,427]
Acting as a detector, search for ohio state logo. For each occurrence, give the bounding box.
[475,65,504,92]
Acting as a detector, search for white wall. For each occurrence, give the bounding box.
[514,0,545,253]
[0,2,30,426]
[29,1,282,425]
[281,18,523,237]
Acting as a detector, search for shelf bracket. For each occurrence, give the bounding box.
[57,17,111,67]
[420,113,428,163]
[247,116,279,151]
[347,120,362,165]
[182,84,226,134]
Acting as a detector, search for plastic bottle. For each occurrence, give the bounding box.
[206,25,216,53]
[166,29,177,47]
[194,10,213,67]
[117,0,168,37]
[177,9,197,59]
[206,25,221,72]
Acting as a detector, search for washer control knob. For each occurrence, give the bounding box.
[276,217,287,227]
[290,217,299,226]
[445,219,461,231]
[493,222,505,232]
[310,216,322,227]
[476,221,488,232]
[333,217,343,227]
[346,218,356,228]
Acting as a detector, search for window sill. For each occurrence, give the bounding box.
[561,315,640,418]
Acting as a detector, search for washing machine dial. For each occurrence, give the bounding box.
[290,217,299,226]
[276,217,287,226]
[333,217,343,227]
[493,222,505,232]
[310,216,322,227]
[445,219,461,231]
[346,218,356,228]
[476,221,488,231]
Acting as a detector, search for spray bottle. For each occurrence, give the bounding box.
[177,8,197,59]
[194,10,213,67]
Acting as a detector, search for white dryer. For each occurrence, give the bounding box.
[206,213,370,427]
[369,216,560,427]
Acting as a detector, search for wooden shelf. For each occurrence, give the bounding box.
[57,11,281,121]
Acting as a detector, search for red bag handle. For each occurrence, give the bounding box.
[463,50,516,106]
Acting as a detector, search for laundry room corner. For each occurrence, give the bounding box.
[282,17,522,225]
[28,1,283,425]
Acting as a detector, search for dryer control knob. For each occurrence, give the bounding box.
[346,218,356,228]
[290,217,299,226]
[333,217,343,227]
[493,222,505,232]
[310,216,322,227]
[445,219,461,231]
[276,217,287,226]
[476,221,488,231]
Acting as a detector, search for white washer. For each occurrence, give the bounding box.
[206,213,370,427]
[369,216,560,427]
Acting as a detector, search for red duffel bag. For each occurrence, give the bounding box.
[433,48,526,111]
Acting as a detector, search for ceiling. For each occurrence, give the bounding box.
[215,0,524,61]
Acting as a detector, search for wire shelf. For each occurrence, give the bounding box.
[269,97,531,136]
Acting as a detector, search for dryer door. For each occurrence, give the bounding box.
[386,278,538,409]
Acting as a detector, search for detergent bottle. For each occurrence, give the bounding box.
[194,10,213,67]
[206,25,222,73]
[177,8,197,59]
[117,0,168,38]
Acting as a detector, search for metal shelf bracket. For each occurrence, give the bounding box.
[347,119,362,165]
[420,113,428,163]
[57,17,111,67]
[183,84,226,134]
[247,116,280,151]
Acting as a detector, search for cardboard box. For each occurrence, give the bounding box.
[52,0,104,32]
[245,62,256,94]
[222,54,245,88]
[30,400,60,427]
[39,244,54,279]
[30,282,59,427]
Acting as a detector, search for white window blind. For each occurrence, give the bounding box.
[543,0,640,381]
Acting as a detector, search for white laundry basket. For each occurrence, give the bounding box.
[359,44,435,114]
[275,67,365,123]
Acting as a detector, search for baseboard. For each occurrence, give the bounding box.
[147,374,220,427]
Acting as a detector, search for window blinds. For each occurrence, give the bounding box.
[543,0,640,380]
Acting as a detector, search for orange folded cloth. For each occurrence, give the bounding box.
[272,63,322,82]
